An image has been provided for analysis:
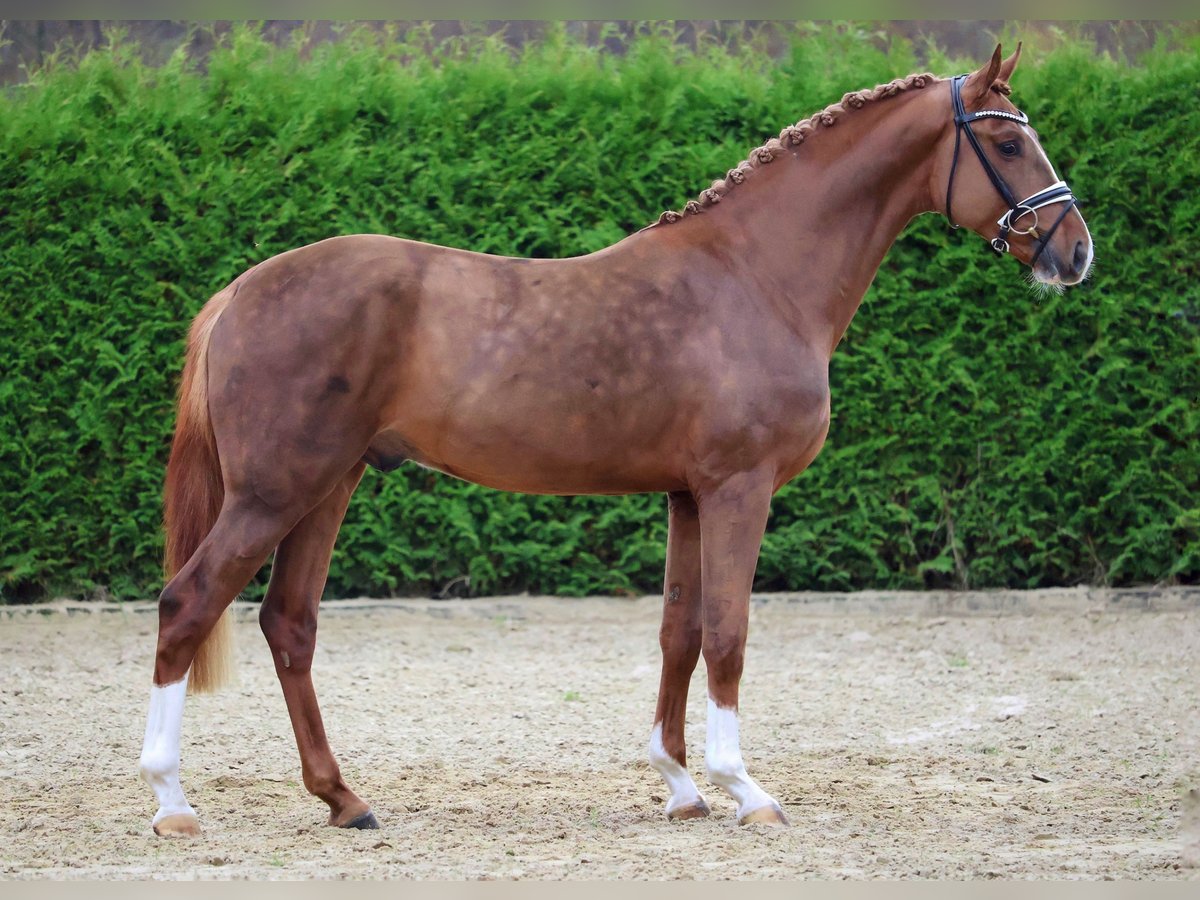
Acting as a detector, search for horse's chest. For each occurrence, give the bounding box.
[760,368,832,481]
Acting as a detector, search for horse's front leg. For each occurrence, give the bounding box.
[647,490,709,819]
[697,468,788,825]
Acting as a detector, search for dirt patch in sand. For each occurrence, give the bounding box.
[2,588,1198,880]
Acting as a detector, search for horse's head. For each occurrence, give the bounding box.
[934,43,1093,287]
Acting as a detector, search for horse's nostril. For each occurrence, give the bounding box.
[1073,240,1088,273]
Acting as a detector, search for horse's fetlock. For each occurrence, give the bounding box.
[139,747,175,782]
[648,741,675,771]
[302,766,345,799]
[705,755,746,786]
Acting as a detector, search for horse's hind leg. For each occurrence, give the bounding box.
[258,462,377,829]
[647,491,710,819]
[697,469,788,825]
[141,494,301,836]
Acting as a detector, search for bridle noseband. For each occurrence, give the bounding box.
[946,74,1077,266]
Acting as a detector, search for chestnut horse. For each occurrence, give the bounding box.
[139,45,1092,835]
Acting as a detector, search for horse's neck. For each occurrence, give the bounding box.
[675,89,943,358]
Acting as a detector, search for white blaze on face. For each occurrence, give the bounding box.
[1022,123,1062,183]
[138,675,196,825]
[1022,123,1093,280]
[705,698,779,820]
[647,723,706,815]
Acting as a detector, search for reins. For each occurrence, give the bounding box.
[946,74,1077,265]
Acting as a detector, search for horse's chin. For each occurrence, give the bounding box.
[1025,263,1066,296]
[1033,260,1064,284]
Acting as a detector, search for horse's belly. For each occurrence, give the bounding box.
[372,403,688,496]
[422,457,686,496]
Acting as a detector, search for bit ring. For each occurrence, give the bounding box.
[1008,205,1040,236]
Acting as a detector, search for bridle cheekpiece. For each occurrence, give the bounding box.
[946,74,1077,265]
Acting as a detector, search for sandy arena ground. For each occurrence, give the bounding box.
[2,588,1198,880]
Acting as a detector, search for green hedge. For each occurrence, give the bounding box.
[1,24,1197,601]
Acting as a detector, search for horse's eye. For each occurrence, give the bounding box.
[999,141,1020,158]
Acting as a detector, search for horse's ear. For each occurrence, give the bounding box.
[998,41,1023,84]
[964,44,1004,107]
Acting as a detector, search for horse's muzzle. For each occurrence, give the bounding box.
[1035,234,1093,287]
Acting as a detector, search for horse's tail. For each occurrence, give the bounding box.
[163,286,235,695]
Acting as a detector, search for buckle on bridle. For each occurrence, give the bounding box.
[990,236,1009,254]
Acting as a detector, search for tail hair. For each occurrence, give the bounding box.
[163,287,235,694]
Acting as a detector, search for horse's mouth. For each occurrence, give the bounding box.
[1032,241,1092,287]
[1032,258,1065,285]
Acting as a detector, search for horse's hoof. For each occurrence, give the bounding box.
[739,803,789,826]
[667,799,711,821]
[152,813,202,837]
[342,810,380,830]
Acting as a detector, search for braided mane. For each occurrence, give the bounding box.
[652,72,941,226]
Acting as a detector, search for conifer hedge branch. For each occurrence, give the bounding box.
[1,24,1196,601]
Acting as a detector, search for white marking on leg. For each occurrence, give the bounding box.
[647,723,705,816]
[705,697,779,820]
[138,675,196,826]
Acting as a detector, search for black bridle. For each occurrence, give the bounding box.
[946,74,1077,266]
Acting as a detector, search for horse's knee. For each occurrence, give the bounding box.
[662,607,700,643]
[660,633,701,661]
[659,585,702,655]
[702,635,745,685]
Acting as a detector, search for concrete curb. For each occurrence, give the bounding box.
[751,585,1200,615]
[4,586,1198,619]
